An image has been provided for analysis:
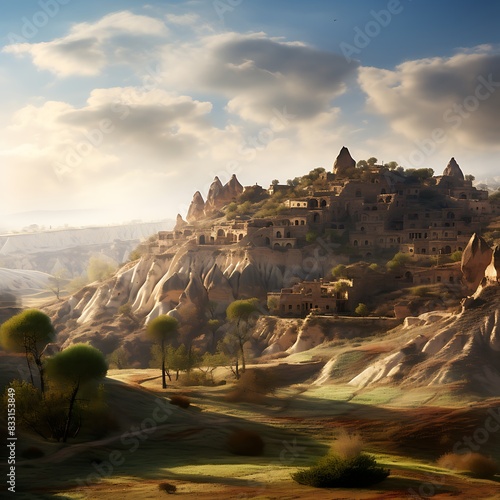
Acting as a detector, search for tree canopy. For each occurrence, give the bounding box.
[146,315,179,388]
[45,344,107,442]
[0,309,55,393]
[46,344,108,388]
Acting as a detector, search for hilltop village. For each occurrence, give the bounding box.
[145,147,497,317]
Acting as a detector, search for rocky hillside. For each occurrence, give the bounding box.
[330,239,500,395]
[47,238,347,360]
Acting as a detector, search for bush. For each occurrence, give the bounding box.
[292,453,389,488]
[437,452,499,479]
[169,395,191,409]
[331,430,364,460]
[225,369,277,404]
[355,303,369,316]
[410,286,431,297]
[158,482,177,494]
[227,429,265,456]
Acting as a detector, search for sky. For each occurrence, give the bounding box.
[0,0,499,229]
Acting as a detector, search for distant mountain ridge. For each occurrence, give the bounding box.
[0,221,174,256]
[0,220,174,278]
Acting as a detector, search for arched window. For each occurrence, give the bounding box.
[353,240,358,246]
[217,229,225,237]
[199,235,205,245]
[320,199,327,208]
[276,231,282,238]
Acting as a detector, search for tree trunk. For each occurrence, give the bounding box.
[161,339,167,389]
[239,337,246,372]
[25,351,35,387]
[63,382,79,443]
[34,354,45,394]
[235,357,240,380]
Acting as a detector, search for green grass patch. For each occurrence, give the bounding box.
[350,387,402,406]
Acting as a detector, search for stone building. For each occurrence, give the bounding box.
[268,279,352,317]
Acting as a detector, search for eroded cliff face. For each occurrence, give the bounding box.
[50,241,341,356]
[345,238,500,395]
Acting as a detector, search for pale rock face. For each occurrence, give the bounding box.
[186,191,205,222]
[255,317,300,355]
[333,146,356,176]
[348,283,500,395]
[204,177,224,214]
[174,214,188,231]
[442,157,465,180]
[485,246,500,284]
[54,245,327,338]
[204,174,244,216]
[203,263,234,314]
[461,233,493,291]
[287,318,325,354]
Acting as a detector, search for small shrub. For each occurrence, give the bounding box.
[181,371,208,386]
[410,286,431,297]
[158,482,177,494]
[170,395,190,409]
[355,303,369,316]
[437,452,499,479]
[227,429,265,456]
[225,369,277,404]
[292,453,389,488]
[21,447,44,459]
[331,430,364,459]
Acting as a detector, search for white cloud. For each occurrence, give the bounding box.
[165,13,200,25]
[3,11,168,77]
[359,46,500,151]
[160,31,359,123]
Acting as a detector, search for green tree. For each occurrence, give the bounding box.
[107,346,131,369]
[306,231,318,243]
[267,295,279,314]
[367,157,378,166]
[355,303,369,317]
[146,315,179,388]
[386,252,411,271]
[331,264,347,278]
[207,319,221,351]
[45,344,107,442]
[384,161,398,170]
[87,256,116,282]
[199,350,229,384]
[47,269,68,300]
[0,309,55,394]
[226,299,260,374]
